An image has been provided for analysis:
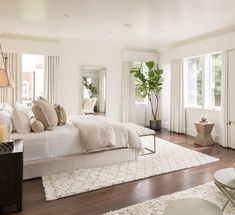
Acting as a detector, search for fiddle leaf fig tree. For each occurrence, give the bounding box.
[83,76,97,98]
[130,61,164,120]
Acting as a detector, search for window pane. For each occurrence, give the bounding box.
[209,53,222,107]
[22,54,44,107]
[186,57,203,106]
[133,62,148,104]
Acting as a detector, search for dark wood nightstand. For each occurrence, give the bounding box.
[0,139,23,212]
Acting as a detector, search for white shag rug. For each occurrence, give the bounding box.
[42,137,219,201]
[104,182,234,215]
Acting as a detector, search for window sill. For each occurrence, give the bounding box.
[185,106,221,112]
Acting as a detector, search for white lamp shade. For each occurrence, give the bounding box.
[0,69,10,87]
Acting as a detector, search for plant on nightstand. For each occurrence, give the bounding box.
[130,61,164,130]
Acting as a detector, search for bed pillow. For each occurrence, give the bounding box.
[0,103,13,114]
[12,107,31,133]
[32,100,58,130]
[54,105,67,126]
[32,104,49,129]
[0,110,13,133]
[30,117,44,133]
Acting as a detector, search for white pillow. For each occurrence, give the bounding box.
[0,110,13,133]
[12,107,31,133]
[0,103,13,114]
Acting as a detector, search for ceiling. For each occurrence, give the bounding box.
[1,0,235,48]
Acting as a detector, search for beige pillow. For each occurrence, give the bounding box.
[12,107,31,133]
[32,99,58,130]
[32,104,49,129]
[30,117,44,133]
[54,105,67,126]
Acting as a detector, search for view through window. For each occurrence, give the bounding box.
[185,52,222,109]
[132,62,148,104]
[22,54,44,107]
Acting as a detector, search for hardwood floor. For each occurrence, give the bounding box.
[2,129,235,215]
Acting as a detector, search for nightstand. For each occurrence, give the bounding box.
[194,122,214,146]
[0,139,23,212]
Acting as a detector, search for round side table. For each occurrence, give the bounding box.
[214,167,235,211]
[164,198,222,215]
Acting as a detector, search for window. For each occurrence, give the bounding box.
[185,52,222,109]
[132,62,148,104]
[22,54,44,107]
[83,77,92,98]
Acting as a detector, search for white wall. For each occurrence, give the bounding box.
[59,41,123,120]
[159,30,235,141]
[0,38,158,122]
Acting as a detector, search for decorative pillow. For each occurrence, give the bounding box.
[0,110,13,133]
[12,107,31,133]
[54,105,67,126]
[30,117,44,133]
[32,99,58,130]
[0,103,13,115]
[32,104,49,129]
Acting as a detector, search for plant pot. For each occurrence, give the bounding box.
[150,119,161,131]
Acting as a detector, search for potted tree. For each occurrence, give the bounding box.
[130,61,164,130]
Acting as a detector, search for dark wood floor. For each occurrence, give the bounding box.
[3,129,235,215]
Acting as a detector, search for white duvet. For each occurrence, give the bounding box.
[68,115,144,153]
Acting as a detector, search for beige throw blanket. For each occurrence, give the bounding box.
[68,116,143,153]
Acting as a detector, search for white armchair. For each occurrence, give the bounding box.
[82,97,97,115]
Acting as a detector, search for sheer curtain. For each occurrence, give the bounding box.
[220,49,235,149]
[170,59,185,133]
[44,56,59,104]
[121,62,136,123]
[0,53,22,107]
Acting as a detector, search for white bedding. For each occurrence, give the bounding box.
[68,115,143,153]
[10,116,143,162]
[10,123,81,161]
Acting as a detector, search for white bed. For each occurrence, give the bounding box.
[10,117,142,179]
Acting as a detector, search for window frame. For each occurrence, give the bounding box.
[184,51,222,111]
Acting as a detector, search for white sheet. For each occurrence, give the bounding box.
[10,116,143,162]
[10,123,80,161]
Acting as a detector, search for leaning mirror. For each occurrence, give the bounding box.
[81,66,106,116]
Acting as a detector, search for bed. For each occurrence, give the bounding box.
[10,116,143,179]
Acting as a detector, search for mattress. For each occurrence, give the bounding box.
[10,123,81,162]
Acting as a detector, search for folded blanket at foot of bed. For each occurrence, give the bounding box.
[68,115,144,153]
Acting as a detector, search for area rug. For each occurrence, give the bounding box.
[104,182,234,215]
[42,136,219,201]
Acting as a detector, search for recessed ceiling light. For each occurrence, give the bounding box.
[63,14,71,18]
[123,24,133,28]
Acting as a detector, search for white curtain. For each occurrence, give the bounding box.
[220,49,235,149]
[170,59,185,133]
[44,56,59,104]
[0,53,22,107]
[121,62,136,123]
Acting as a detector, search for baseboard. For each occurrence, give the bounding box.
[161,122,169,129]
[186,128,220,143]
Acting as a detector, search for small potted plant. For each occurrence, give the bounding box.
[130,61,164,130]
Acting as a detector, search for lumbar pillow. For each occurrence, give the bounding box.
[0,110,13,133]
[30,117,44,133]
[32,99,58,130]
[54,105,67,126]
[12,107,31,133]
